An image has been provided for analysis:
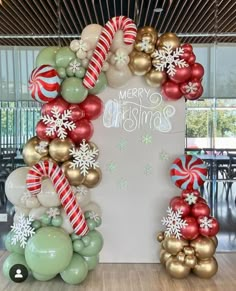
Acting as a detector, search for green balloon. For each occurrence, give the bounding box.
[77,230,103,257]
[36,46,60,67]
[32,271,57,281]
[57,67,67,79]
[84,255,99,271]
[73,240,84,253]
[60,253,88,285]
[88,72,107,94]
[56,47,75,68]
[71,233,81,241]
[61,77,88,104]
[3,253,29,280]
[86,219,97,231]
[5,232,25,255]
[41,214,51,225]
[25,227,73,276]
[32,220,41,230]
[75,67,85,79]
[51,216,63,227]
[66,67,75,77]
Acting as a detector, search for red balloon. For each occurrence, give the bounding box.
[191,63,204,80]
[181,43,193,53]
[169,66,192,84]
[170,196,181,206]
[69,104,85,122]
[162,81,183,100]
[197,196,207,204]
[181,216,199,240]
[170,197,191,217]
[36,120,57,141]
[187,53,196,65]
[41,96,69,116]
[198,217,219,237]
[185,84,203,101]
[191,202,210,218]
[68,119,94,144]
[79,94,104,120]
[180,51,191,62]
[181,189,200,199]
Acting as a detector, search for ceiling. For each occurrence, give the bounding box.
[0,0,236,46]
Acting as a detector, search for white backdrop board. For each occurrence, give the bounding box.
[92,76,185,263]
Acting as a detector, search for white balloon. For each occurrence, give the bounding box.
[60,208,73,234]
[29,206,47,220]
[72,186,91,208]
[15,206,30,216]
[37,179,61,207]
[110,30,134,54]
[81,24,103,50]
[106,65,132,88]
[25,197,41,209]
[82,201,102,217]
[5,167,29,207]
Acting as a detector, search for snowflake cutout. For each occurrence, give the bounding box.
[117,138,128,151]
[11,214,35,248]
[118,178,128,190]
[73,185,88,197]
[161,207,188,239]
[88,211,100,223]
[152,43,188,76]
[106,161,117,173]
[144,164,152,176]
[69,139,99,176]
[20,191,32,204]
[184,82,198,94]
[185,193,198,205]
[142,134,152,144]
[41,106,76,140]
[69,59,81,73]
[160,150,169,161]
[35,141,49,154]
[139,38,152,52]
[46,207,60,219]
[199,217,213,229]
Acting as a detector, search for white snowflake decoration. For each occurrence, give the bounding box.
[41,106,76,140]
[184,82,198,94]
[199,216,213,229]
[73,185,88,197]
[20,191,32,204]
[69,59,81,73]
[152,43,188,76]
[142,134,152,144]
[76,40,89,59]
[46,207,60,219]
[88,211,100,223]
[161,207,188,239]
[69,139,99,176]
[35,141,49,154]
[11,214,35,248]
[160,150,169,161]
[185,193,198,205]
[139,38,151,52]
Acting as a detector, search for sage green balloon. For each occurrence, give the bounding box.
[25,227,73,276]
[61,77,88,104]
[3,253,29,280]
[60,253,88,285]
[84,255,99,270]
[5,231,25,255]
[73,239,84,253]
[88,72,107,94]
[36,46,60,67]
[51,216,63,227]
[56,47,75,68]
[57,67,67,79]
[77,230,103,257]
[32,271,57,281]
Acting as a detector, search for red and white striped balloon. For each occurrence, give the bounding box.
[29,65,61,103]
[26,160,88,236]
[83,16,137,89]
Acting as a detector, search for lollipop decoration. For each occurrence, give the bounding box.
[29,65,61,103]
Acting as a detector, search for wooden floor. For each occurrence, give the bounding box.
[1,252,236,291]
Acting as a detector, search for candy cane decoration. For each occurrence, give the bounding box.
[83,16,137,89]
[26,160,89,236]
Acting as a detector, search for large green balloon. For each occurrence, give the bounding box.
[60,253,88,285]
[88,72,107,94]
[56,47,75,68]
[32,271,57,281]
[3,253,29,280]
[84,255,99,270]
[77,230,103,257]
[61,77,88,103]
[5,231,25,255]
[25,227,73,276]
[36,47,60,67]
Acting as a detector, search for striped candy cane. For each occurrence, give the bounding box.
[26,160,89,236]
[83,16,137,89]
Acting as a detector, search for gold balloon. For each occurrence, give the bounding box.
[61,161,85,186]
[49,138,74,162]
[145,69,167,87]
[190,236,216,259]
[158,32,180,50]
[157,231,165,242]
[83,168,102,188]
[183,246,195,256]
[137,26,158,44]
[193,257,218,278]
[163,236,189,255]
[129,51,152,76]
[23,136,48,166]
[166,257,190,279]
[184,255,197,268]
[211,236,218,248]
[40,156,57,164]
[176,252,185,263]
[88,142,99,161]
[160,249,172,265]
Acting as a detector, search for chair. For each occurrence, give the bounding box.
[225,153,236,201]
